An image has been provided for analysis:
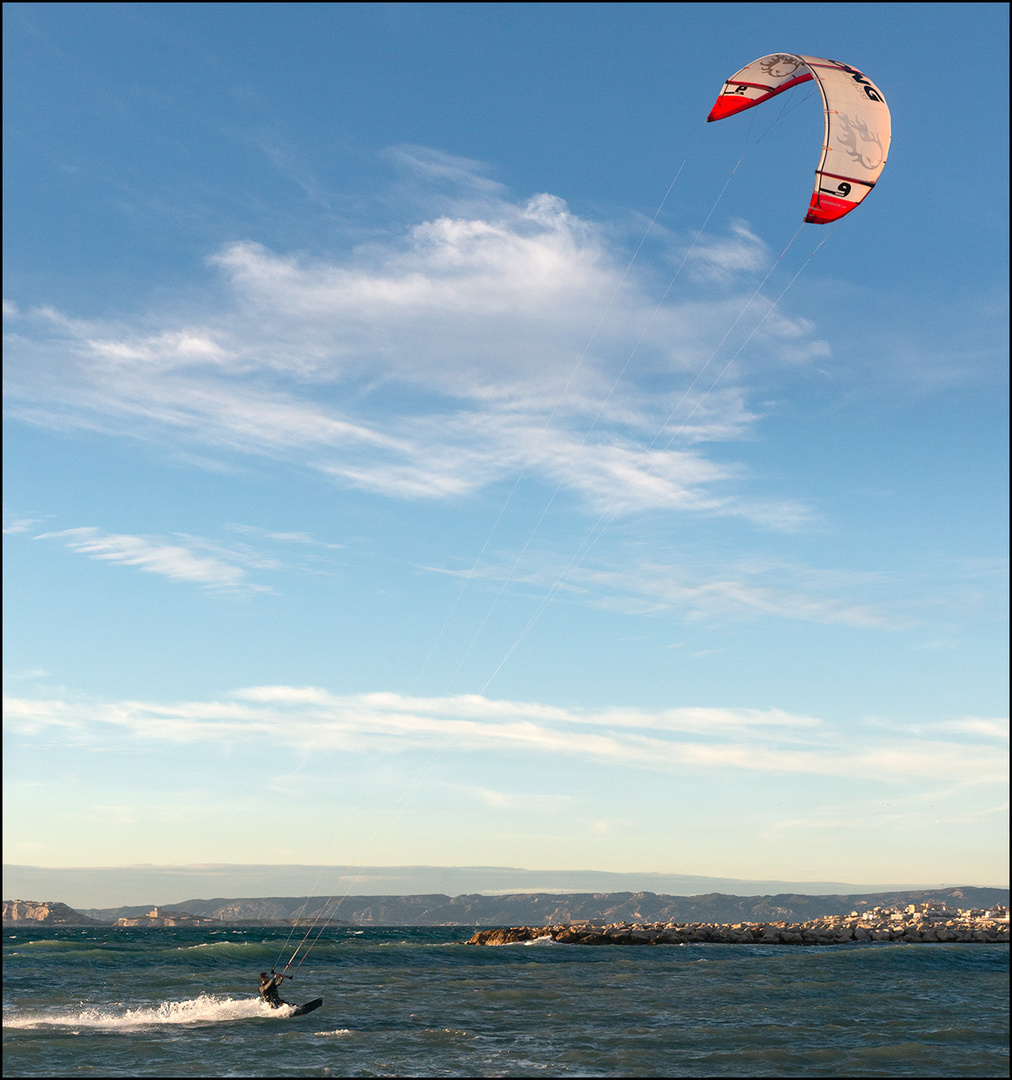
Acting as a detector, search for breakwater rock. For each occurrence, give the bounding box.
[469,914,1009,947]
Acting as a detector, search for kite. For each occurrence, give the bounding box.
[707,54,891,223]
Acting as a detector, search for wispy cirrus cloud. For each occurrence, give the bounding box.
[432,548,907,629]
[686,219,768,284]
[3,149,828,523]
[225,523,343,550]
[31,522,346,593]
[3,686,1006,786]
[3,515,45,535]
[583,568,896,627]
[437,544,1009,632]
[35,527,260,591]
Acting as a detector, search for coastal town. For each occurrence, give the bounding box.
[468,899,1010,946]
[110,906,218,928]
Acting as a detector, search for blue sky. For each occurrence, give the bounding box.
[4,3,1008,899]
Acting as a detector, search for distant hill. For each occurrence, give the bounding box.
[3,900,107,926]
[81,885,1009,926]
[6,863,962,909]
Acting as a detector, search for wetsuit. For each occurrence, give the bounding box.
[259,973,286,1008]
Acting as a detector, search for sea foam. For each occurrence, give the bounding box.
[3,993,287,1029]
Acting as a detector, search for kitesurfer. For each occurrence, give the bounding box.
[259,970,288,1008]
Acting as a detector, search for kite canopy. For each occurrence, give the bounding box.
[707,54,890,224]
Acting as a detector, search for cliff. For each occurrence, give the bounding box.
[3,899,107,926]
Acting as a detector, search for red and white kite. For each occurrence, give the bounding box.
[707,53,891,224]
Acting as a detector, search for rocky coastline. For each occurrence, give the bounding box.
[6,892,1009,938]
[2,900,105,927]
[468,904,1009,947]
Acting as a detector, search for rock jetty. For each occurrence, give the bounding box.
[468,901,1009,946]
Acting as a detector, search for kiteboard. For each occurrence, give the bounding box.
[289,997,323,1018]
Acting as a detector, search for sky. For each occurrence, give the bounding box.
[3,3,1008,903]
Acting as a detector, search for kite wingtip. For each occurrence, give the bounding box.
[805,193,858,225]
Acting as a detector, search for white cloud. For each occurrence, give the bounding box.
[588,568,897,628]
[36,527,262,592]
[28,522,346,594]
[225,524,343,549]
[388,145,507,195]
[3,151,828,521]
[930,717,1009,742]
[4,687,1006,786]
[686,219,768,284]
[441,549,904,629]
[3,515,44,535]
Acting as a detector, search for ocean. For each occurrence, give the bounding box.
[3,926,1008,1077]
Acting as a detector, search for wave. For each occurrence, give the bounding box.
[3,939,109,951]
[483,935,558,947]
[175,940,275,953]
[3,993,294,1030]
